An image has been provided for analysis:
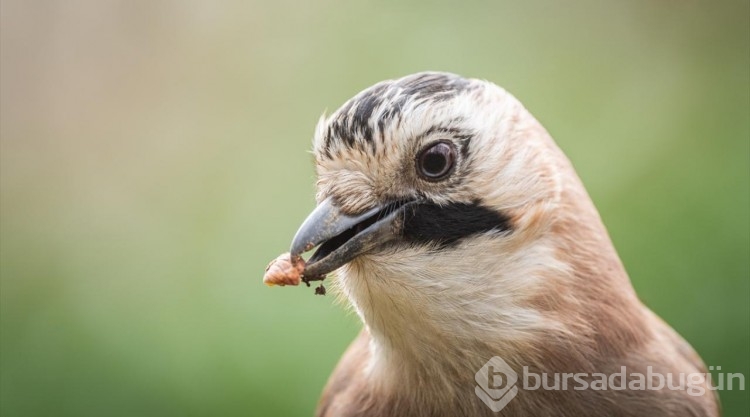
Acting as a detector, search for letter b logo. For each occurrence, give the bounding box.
[475,357,519,412]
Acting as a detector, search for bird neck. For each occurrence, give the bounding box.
[335,235,570,393]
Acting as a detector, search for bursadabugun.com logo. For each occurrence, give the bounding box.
[475,356,745,412]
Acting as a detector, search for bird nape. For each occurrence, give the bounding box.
[264,72,720,417]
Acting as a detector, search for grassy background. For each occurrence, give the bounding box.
[1,1,748,415]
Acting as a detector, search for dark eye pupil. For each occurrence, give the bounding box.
[418,142,455,180]
[423,152,447,175]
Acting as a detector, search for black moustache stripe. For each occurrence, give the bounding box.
[401,201,512,246]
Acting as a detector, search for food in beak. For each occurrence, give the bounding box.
[263,252,305,287]
[262,252,327,295]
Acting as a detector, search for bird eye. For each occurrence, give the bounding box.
[416,141,456,181]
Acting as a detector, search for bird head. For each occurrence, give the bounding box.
[290,72,634,371]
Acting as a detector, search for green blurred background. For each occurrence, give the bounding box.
[1,1,748,416]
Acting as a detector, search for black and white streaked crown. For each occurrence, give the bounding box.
[318,72,478,158]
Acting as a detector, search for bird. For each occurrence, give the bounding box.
[285,72,720,417]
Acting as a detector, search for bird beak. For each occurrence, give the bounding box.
[290,197,412,277]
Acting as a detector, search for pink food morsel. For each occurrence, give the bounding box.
[263,252,305,286]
